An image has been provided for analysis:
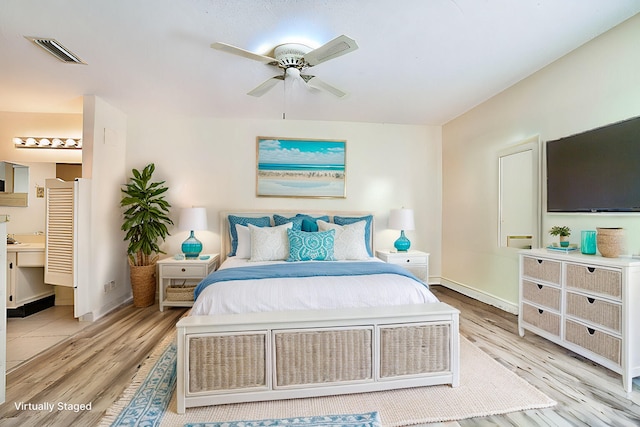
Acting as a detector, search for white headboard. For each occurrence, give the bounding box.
[219,210,375,263]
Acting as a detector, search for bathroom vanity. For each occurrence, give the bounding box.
[6,239,52,317]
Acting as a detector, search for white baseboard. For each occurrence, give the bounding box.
[438,277,519,315]
[89,294,133,321]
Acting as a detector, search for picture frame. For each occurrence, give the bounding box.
[256,137,346,198]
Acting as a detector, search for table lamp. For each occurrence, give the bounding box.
[179,207,207,259]
[389,208,415,252]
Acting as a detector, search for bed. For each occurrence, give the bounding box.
[176,211,460,413]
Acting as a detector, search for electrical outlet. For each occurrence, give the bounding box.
[104,280,116,293]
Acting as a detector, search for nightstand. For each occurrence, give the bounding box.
[157,254,219,311]
[376,250,429,284]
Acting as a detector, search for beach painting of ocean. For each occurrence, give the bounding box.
[256,137,346,198]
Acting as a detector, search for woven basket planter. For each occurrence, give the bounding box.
[596,227,625,258]
[130,263,157,307]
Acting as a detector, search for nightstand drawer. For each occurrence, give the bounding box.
[162,265,207,278]
[385,255,428,265]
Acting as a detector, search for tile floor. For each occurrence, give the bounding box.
[6,305,92,373]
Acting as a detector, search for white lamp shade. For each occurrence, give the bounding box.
[178,207,208,231]
[388,208,415,231]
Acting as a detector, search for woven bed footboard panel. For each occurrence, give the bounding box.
[188,333,267,393]
[274,328,373,387]
[380,323,450,378]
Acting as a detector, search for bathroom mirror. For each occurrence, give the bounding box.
[0,162,29,207]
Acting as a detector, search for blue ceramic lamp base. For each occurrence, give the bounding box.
[394,230,411,252]
[182,230,203,259]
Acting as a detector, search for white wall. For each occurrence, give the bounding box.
[441,14,640,311]
[126,116,443,280]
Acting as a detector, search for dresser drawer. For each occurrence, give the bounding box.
[566,292,621,333]
[161,264,207,278]
[565,263,621,299]
[565,319,621,365]
[521,303,560,337]
[522,280,561,310]
[522,257,561,284]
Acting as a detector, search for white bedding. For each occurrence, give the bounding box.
[190,257,439,316]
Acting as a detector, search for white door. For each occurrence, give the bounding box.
[0,220,7,404]
[45,179,91,318]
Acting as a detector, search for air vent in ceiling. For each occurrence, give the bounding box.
[25,37,86,64]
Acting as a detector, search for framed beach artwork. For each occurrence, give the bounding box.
[256,137,346,198]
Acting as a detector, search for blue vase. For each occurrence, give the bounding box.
[581,230,596,255]
[182,230,203,259]
[394,230,411,252]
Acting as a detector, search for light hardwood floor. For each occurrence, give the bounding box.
[1,287,639,426]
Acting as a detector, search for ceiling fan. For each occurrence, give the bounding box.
[211,35,358,98]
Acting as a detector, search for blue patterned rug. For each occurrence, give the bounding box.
[106,339,177,426]
[184,412,381,427]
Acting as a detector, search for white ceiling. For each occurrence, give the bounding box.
[1,1,639,125]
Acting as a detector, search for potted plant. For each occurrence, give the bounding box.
[121,163,173,307]
[549,225,571,247]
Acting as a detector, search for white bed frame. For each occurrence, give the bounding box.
[176,211,460,413]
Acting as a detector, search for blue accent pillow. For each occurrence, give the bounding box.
[287,228,335,261]
[295,214,330,232]
[333,215,373,256]
[273,214,303,231]
[228,215,271,256]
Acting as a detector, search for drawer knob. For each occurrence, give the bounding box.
[537,284,543,290]
[587,267,596,273]
[587,297,595,304]
[587,327,596,336]
[538,309,544,314]
[537,259,543,264]
[181,268,186,272]
[406,259,410,263]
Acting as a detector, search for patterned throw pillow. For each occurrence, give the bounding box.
[295,214,330,232]
[287,229,335,261]
[249,223,292,261]
[317,220,370,260]
[333,215,373,256]
[273,214,304,231]
[228,215,271,256]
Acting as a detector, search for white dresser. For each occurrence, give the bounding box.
[518,249,640,392]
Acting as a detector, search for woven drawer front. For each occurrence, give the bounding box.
[522,280,561,310]
[188,333,266,393]
[566,292,621,332]
[379,323,450,378]
[522,257,561,284]
[274,328,372,387]
[565,264,621,299]
[565,320,621,365]
[521,303,560,337]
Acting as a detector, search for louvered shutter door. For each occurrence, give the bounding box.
[45,179,74,287]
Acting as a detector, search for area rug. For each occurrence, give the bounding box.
[183,411,381,427]
[101,332,555,427]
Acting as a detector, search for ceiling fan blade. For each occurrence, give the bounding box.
[302,75,347,98]
[247,75,284,97]
[211,42,277,65]
[303,35,358,67]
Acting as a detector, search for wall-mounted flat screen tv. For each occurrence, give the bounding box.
[546,115,640,212]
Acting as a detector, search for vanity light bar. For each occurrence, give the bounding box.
[13,137,82,149]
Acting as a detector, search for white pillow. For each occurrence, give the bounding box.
[317,220,369,260]
[249,222,293,261]
[234,224,251,258]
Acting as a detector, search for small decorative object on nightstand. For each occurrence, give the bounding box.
[157,253,219,311]
[179,207,208,259]
[388,208,415,252]
[376,249,429,284]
